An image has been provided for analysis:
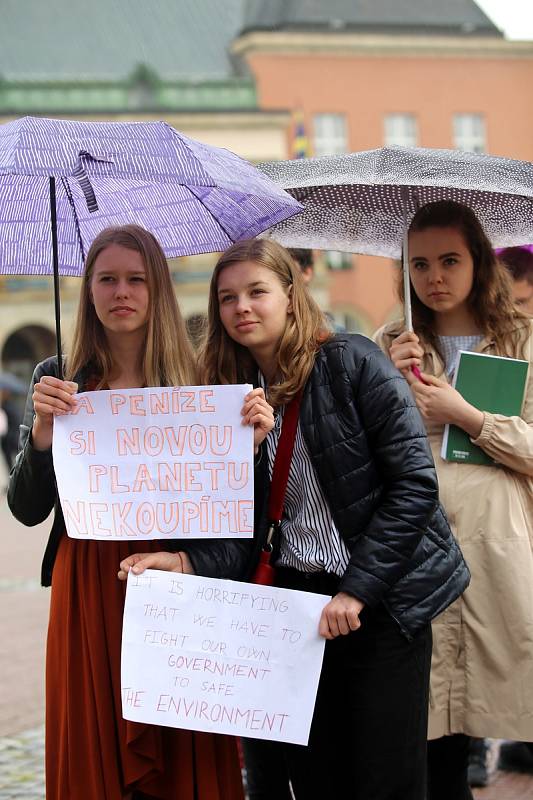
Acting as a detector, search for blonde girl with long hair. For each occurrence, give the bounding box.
[376,200,533,800]
[8,225,273,800]
[131,237,469,799]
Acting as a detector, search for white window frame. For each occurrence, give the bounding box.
[453,114,486,153]
[313,113,348,156]
[384,113,418,147]
[325,250,353,270]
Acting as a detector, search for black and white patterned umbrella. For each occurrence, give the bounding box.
[259,145,533,257]
[259,145,533,328]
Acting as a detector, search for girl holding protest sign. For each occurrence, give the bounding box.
[8,225,273,800]
[126,238,469,799]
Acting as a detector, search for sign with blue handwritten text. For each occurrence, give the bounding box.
[52,385,253,540]
[121,570,329,745]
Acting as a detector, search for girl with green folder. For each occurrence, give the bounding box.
[376,200,533,800]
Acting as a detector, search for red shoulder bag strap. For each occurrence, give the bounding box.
[252,389,303,585]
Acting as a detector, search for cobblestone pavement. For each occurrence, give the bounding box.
[1,725,533,800]
[0,727,44,800]
[0,490,49,799]
[0,498,50,737]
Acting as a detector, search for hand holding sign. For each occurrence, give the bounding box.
[32,376,78,451]
[118,550,195,581]
[241,388,274,453]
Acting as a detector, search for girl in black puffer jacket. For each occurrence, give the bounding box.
[126,238,469,800]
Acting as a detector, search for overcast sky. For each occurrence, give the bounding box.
[475,0,533,39]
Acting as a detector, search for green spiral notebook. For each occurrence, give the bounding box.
[441,350,529,466]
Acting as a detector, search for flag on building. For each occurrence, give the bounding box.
[292,110,311,159]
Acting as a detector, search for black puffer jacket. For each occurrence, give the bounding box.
[7,357,254,586]
[250,334,470,639]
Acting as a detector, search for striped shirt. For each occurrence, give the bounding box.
[438,334,484,377]
[260,377,351,576]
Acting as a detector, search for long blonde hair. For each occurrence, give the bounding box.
[199,239,331,407]
[67,225,196,386]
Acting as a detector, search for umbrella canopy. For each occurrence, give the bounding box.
[0,116,302,377]
[0,116,302,275]
[259,145,533,330]
[259,145,533,258]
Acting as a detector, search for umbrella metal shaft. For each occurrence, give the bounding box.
[401,188,413,332]
[49,177,63,380]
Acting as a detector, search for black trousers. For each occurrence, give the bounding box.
[243,568,432,800]
[427,734,474,800]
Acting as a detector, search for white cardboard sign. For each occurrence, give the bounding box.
[52,384,254,540]
[121,570,329,745]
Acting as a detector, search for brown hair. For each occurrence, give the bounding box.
[399,200,529,357]
[498,246,533,286]
[67,225,196,387]
[287,247,314,271]
[199,239,331,406]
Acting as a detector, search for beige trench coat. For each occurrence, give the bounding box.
[375,320,533,740]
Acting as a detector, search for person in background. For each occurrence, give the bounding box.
[468,244,533,786]
[287,247,315,285]
[185,311,207,350]
[500,245,533,314]
[496,245,533,775]
[0,401,7,483]
[376,200,533,800]
[8,224,273,800]
[288,247,346,332]
[0,388,21,474]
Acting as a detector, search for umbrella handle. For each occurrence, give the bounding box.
[411,365,430,385]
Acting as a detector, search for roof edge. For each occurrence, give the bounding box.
[232,30,533,58]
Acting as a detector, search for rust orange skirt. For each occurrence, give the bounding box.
[46,534,244,800]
